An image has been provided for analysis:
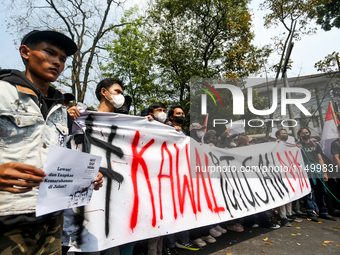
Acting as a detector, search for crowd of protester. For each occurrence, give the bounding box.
[123,114,340,255]
[139,122,340,255]
[0,29,340,255]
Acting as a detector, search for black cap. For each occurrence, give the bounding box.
[141,108,149,117]
[56,88,76,101]
[21,30,77,56]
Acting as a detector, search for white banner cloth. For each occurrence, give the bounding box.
[65,112,310,252]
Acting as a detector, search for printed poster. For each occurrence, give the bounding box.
[36,145,102,217]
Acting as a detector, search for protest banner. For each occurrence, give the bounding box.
[64,112,310,252]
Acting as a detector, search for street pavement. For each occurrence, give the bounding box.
[178,214,340,255]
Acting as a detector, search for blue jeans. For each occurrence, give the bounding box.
[312,191,319,212]
[118,243,135,255]
[304,179,328,216]
[163,231,190,248]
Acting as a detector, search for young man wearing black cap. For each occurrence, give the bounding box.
[56,88,82,120]
[57,88,76,108]
[0,30,102,254]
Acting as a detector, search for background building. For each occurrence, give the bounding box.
[252,72,340,138]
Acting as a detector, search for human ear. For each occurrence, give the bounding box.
[101,87,107,98]
[19,45,30,62]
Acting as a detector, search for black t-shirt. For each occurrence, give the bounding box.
[331,139,340,156]
[219,135,231,148]
[299,141,323,164]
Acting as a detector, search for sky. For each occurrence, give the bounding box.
[0,1,339,102]
[249,1,340,78]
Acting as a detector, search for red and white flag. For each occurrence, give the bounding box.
[320,101,340,162]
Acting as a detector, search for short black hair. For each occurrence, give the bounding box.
[95,78,124,101]
[168,105,184,121]
[297,127,311,137]
[148,102,166,114]
[203,130,216,144]
[275,129,287,138]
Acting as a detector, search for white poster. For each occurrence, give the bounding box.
[36,145,102,217]
[226,119,246,135]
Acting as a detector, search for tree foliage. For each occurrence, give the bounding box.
[314,51,340,73]
[147,0,271,110]
[259,0,320,137]
[5,0,127,103]
[312,0,340,31]
[260,0,319,75]
[261,0,318,35]
[101,8,169,115]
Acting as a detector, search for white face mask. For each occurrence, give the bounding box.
[154,112,167,123]
[105,90,125,109]
[196,130,204,138]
